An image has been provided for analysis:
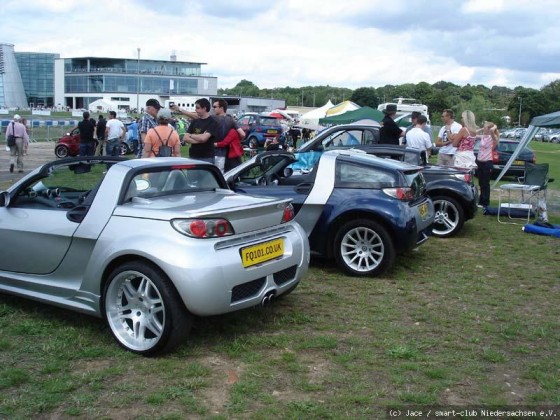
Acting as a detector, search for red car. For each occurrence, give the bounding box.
[54,127,99,158]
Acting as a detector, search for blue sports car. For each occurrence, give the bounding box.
[225,150,435,277]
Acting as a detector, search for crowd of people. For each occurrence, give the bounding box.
[4,100,501,209]
[377,105,500,208]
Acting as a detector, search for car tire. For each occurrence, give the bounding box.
[334,219,395,277]
[431,195,465,238]
[103,261,193,356]
[120,143,129,155]
[54,144,69,158]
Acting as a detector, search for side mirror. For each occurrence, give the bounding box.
[0,191,10,207]
[283,167,293,178]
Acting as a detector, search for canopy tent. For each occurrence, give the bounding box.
[494,110,560,183]
[88,99,118,113]
[324,100,360,117]
[319,106,384,125]
[298,100,334,128]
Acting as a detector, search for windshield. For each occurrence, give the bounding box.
[124,166,222,201]
[259,117,281,127]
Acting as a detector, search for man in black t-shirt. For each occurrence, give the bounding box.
[78,111,96,156]
[184,98,219,164]
[96,115,107,155]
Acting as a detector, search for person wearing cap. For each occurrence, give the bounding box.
[143,108,181,158]
[379,104,404,145]
[5,114,29,173]
[104,111,126,156]
[139,98,161,158]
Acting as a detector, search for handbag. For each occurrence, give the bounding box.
[7,122,16,147]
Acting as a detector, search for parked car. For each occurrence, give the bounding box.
[473,138,536,178]
[295,122,478,238]
[225,149,435,277]
[55,126,134,157]
[54,127,100,158]
[237,113,283,147]
[533,128,551,142]
[543,129,560,143]
[0,157,309,355]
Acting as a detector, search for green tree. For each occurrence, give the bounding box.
[350,87,379,108]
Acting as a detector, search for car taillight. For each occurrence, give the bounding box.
[281,203,295,223]
[492,150,499,163]
[171,219,234,238]
[382,187,415,201]
[452,173,472,183]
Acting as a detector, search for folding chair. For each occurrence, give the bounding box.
[498,162,553,224]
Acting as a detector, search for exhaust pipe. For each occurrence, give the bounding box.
[261,291,276,306]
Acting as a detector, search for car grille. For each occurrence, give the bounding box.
[273,265,298,286]
[230,265,299,303]
[231,278,266,303]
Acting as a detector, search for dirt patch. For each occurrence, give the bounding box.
[0,141,55,187]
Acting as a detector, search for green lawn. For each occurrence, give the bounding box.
[0,140,559,418]
[0,213,558,418]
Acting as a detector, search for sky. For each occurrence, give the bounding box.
[2,0,559,91]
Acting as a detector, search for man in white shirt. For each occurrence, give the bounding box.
[435,109,462,166]
[104,111,126,156]
[405,115,433,164]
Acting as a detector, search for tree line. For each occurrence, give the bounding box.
[219,79,560,128]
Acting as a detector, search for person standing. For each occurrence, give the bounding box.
[95,114,107,156]
[139,99,160,158]
[211,99,245,172]
[143,108,181,158]
[451,110,478,169]
[78,111,96,156]
[379,104,404,145]
[104,111,126,156]
[404,115,433,164]
[127,118,139,155]
[435,109,462,166]
[183,98,219,164]
[404,111,432,145]
[475,122,499,208]
[96,114,107,156]
[5,114,29,173]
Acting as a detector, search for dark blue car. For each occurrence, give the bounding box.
[225,150,435,277]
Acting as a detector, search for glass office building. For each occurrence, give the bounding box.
[15,51,59,108]
[57,57,218,110]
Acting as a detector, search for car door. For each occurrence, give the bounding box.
[0,163,101,274]
[229,153,312,213]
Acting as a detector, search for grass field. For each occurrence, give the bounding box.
[1,214,558,418]
[0,141,559,418]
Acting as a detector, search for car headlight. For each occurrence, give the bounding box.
[171,219,234,238]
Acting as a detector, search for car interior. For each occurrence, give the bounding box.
[124,168,222,202]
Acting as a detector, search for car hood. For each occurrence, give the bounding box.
[113,189,293,233]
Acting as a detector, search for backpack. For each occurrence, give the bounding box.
[154,128,174,157]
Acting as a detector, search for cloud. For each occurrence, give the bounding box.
[2,0,559,90]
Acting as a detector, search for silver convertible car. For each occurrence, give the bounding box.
[0,157,309,356]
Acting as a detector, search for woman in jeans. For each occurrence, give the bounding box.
[475,122,499,208]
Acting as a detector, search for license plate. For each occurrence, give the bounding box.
[513,160,525,166]
[419,202,429,220]
[267,129,277,134]
[241,238,284,268]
